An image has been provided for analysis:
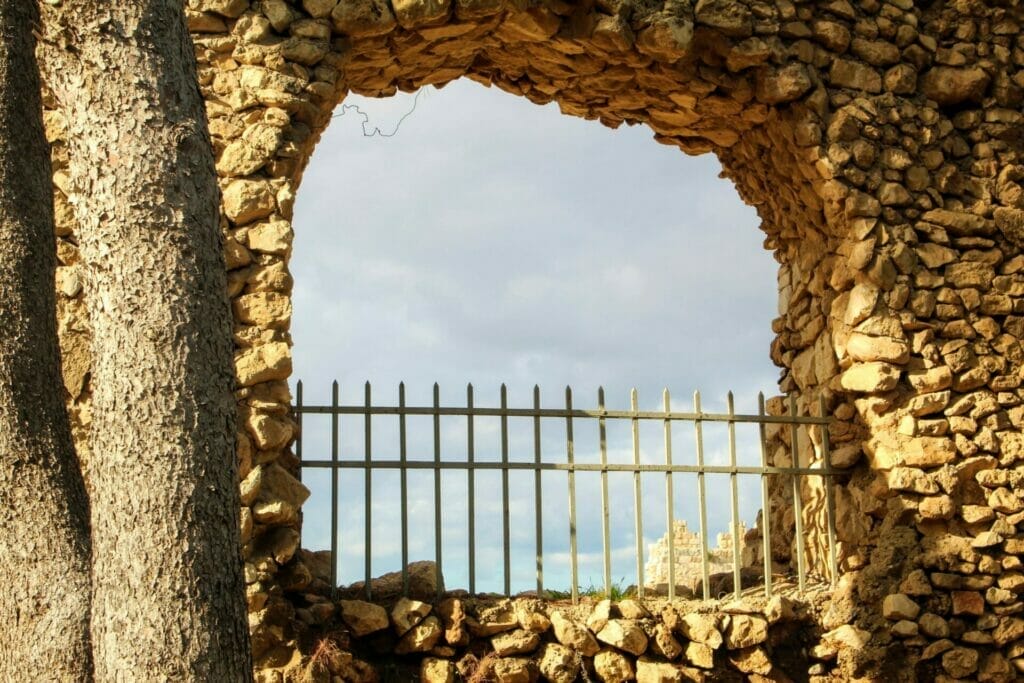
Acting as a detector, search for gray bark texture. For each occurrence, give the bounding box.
[0,0,93,680]
[39,1,253,679]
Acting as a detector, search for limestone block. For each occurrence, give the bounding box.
[596,619,648,656]
[330,0,396,37]
[247,219,293,255]
[234,291,292,329]
[550,610,599,656]
[245,411,293,450]
[223,179,276,225]
[684,640,714,668]
[421,658,456,683]
[392,0,449,28]
[395,615,442,654]
[846,332,909,364]
[537,643,578,683]
[514,600,550,633]
[634,658,683,683]
[679,613,723,648]
[649,623,681,661]
[471,600,518,636]
[391,597,431,636]
[252,463,310,524]
[593,649,634,683]
[882,594,920,621]
[694,0,751,37]
[302,0,338,18]
[920,67,991,106]
[234,341,291,386]
[724,614,768,649]
[491,629,540,656]
[217,123,282,176]
[490,657,536,683]
[839,362,900,393]
[339,600,389,636]
[829,58,881,93]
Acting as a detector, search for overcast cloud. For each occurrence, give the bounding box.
[290,80,780,593]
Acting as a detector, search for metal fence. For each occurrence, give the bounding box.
[294,381,838,604]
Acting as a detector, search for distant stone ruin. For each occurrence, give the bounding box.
[643,520,755,595]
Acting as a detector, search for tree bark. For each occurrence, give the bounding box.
[0,1,93,679]
[39,2,253,679]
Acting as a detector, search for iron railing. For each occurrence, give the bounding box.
[294,381,838,603]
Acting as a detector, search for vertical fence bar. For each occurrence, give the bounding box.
[330,381,339,587]
[364,382,372,600]
[631,388,644,599]
[789,393,806,594]
[757,393,772,599]
[467,383,476,595]
[295,381,303,481]
[727,391,742,601]
[598,387,611,597]
[820,395,839,587]
[694,391,710,601]
[566,386,579,604]
[433,383,443,600]
[534,385,544,597]
[399,382,409,596]
[663,389,676,601]
[501,384,511,597]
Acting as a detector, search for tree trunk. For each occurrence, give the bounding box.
[39,2,253,679]
[0,1,93,679]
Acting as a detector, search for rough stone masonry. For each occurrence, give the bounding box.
[39,0,1024,680]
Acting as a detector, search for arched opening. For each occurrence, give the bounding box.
[288,76,825,598]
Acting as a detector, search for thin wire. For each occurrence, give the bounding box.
[331,88,426,137]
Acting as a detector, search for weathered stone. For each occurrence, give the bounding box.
[223,179,276,225]
[649,623,682,661]
[679,613,722,649]
[391,597,432,636]
[593,649,635,683]
[724,614,768,649]
[755,64,812,104]
[684,640,715,669]
[846,332,909,364]
[942,647,980,678]
[395,615,442,654]
[882,594,920,621]
[339,600,389,637]
[330,0,396,36]
[550,611,599,656]
[920,67,991,106]
[537,643,578,683]
[491,629,540,656]
[635,657,685,683]
[421,658,456,683]
[252,463,309,524]
[235,342,291,386]
[490,658,537,683]
[248,220,293,255]
[830,59,881,92]
[840,362,900,393]
[596,619,648,656]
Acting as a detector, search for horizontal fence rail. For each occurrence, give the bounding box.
[294,381,839,604]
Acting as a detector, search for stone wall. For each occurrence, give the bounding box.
[41,0,1024,679]
[310,592,831,683]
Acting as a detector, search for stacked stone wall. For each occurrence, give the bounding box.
[39,0,1024,679]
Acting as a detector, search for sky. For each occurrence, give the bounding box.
[288,79,780,594]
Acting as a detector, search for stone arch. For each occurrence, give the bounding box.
[47,0,1024,677]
